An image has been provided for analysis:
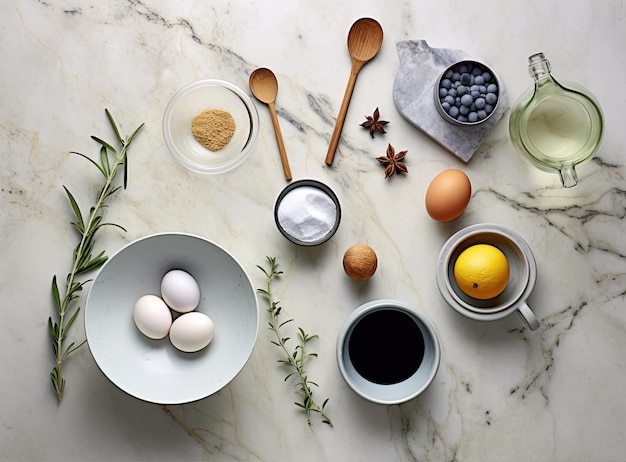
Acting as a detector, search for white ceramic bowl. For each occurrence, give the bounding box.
[336,299,441,405]
[163,79,259,174]
[436,223,540,330]
[85,233,259,404]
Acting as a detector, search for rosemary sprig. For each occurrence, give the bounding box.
[257,257,333,427]
[49,109,144,402]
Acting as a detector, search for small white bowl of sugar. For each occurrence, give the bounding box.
[274,179,341,246]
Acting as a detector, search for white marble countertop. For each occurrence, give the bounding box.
[2,1,626,461]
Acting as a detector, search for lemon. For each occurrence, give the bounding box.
[453,244,510,300]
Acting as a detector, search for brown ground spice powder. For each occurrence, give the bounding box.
[191,108,236,152]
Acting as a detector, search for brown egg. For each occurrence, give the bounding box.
[425,169,472,222]
[343,244,378,281]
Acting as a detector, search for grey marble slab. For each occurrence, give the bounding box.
[393,40,507,162]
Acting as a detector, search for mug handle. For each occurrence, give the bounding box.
[517,302,540,331]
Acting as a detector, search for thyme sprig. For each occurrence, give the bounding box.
[49,109,144,402]
[257,257,333,427]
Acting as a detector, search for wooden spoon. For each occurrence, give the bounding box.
[249,67,292,181]
[325,18,384,166]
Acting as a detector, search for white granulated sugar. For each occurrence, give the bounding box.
[277,186,337,242]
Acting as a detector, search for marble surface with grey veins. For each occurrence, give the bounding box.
[2,1,626,461]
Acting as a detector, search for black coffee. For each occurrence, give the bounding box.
[348,309,425,385]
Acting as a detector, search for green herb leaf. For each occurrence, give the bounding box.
[51,276,62,312]
[48,317,58,339]
[99,145,110,177]
[91,135,117,154]
[63,306,81,334]
[76,253,108,275]
[105,108,122,145]
[126,122,145,145]
[63,186,84,232]
[70,151,107,177]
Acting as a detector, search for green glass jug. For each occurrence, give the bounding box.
[509,53,604,188]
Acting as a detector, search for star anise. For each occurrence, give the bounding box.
[376,144,408,179]
[360,107,389,138]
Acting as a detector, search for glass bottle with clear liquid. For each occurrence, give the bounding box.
[509,53,604,188]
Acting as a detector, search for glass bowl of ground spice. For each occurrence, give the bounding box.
[163,79,260,174]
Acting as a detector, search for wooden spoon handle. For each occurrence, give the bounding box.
[325,61,363,166]
[268,102,292,181]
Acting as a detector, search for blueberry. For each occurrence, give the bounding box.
[458,115,469,122]
[477,110,487,120]
[452,72,461,82]
[458,64,469,73]
[448,106,460,118]
[482,72,492,82]
[474,97,486,109]
[441,78,452,89]
[474,75,485,85]
[441,102,451,111]
[460,73,472,85]
[471,90,481,98]
[439,88,448,98]
[472,67,482,76]
[444,69,454,79]
[486,93,498,105]
[457,85,468,95]
[468,112,478,123]
[444,95,455,105]
[487,83,498,94]
[460,94,473,107]
[485,104,494,114]
[459,105,470,116]
[455,97,461,106]
[448,88,457,97]
[478,85,487,94]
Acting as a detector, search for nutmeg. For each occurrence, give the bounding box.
[343,244,378,281]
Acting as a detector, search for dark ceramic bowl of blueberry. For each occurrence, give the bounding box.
[434,60,501,126]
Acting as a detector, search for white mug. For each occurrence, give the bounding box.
[436,224,540,331]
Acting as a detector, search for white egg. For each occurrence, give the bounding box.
[133,294,172,340]
[161,269,201,313]
[169,311,215,353]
